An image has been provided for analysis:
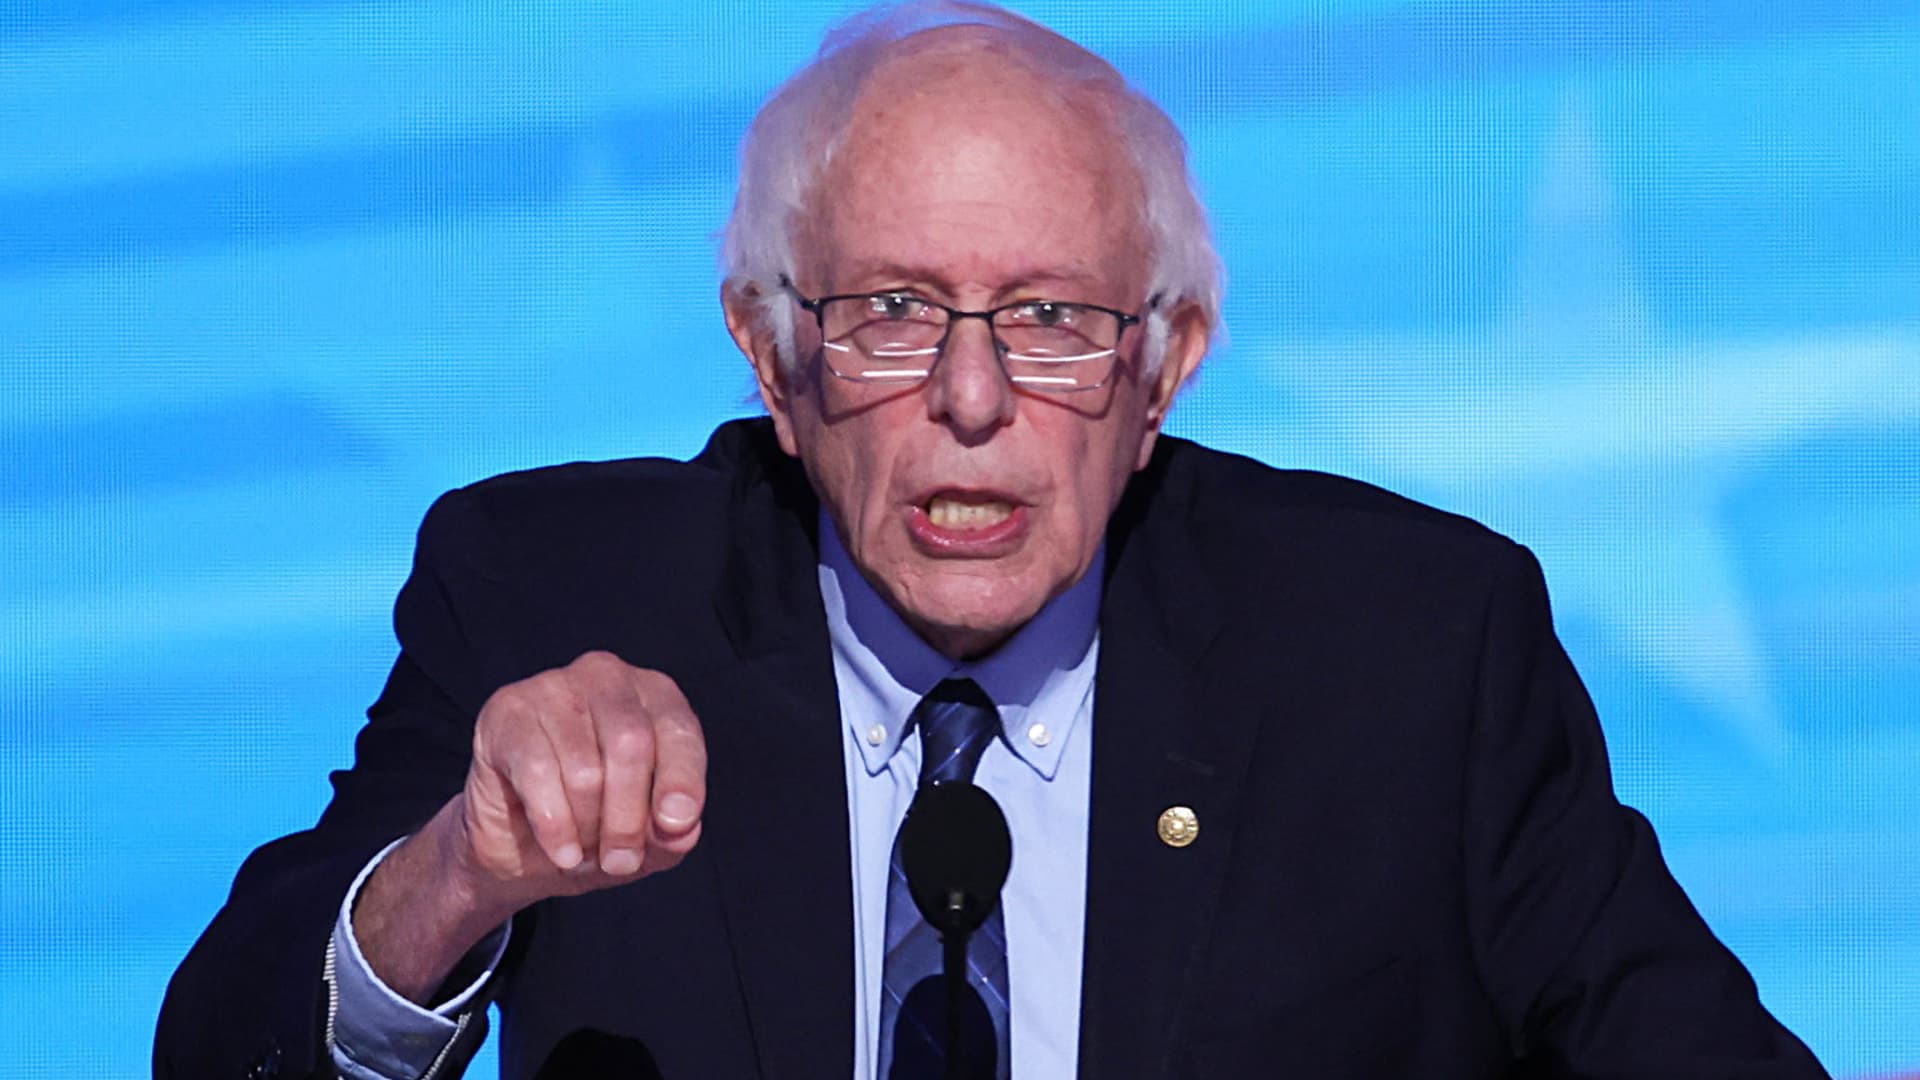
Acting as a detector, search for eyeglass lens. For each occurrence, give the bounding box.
[818,295,1122,389]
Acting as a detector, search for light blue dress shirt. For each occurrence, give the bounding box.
[819,512,1098,1079]
[327,512,1100,1079]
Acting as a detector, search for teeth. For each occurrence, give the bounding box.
[927,496,1014,530]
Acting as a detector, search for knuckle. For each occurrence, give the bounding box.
[602,725,656,762]
[477,683,530,726]
[571,649,625,675]
[483,677,581,731]
[630,667,682,701]
[567,761,606,793]
[516,755,558,788]
[524,666,572,696]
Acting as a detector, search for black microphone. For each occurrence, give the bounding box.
[533,1028,659,1079]
[899,780,1012,934]
[898,780,1012,1080]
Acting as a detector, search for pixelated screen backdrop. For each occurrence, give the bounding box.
[3,1,1916,1074]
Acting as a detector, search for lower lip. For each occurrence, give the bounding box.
[907,504,1029,554]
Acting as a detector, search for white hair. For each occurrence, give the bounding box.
[720,0,1222,377]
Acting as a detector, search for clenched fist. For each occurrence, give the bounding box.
[462,650,706,906]
[353,651,707,1003]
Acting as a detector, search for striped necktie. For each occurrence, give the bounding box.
[878,678,1011,1080]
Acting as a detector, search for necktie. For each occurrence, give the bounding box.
[878,678,1011,1080]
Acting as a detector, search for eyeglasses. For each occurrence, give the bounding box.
[781,277,1145,392]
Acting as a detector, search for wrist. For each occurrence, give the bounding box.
[353,800,514,1004]
[429,794,526,933]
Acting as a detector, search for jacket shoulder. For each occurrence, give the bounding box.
[421,416,793,553]
[1149,436,1517,562]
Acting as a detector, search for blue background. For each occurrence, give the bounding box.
[2,2,1916,1075]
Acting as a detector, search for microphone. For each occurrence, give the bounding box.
[533,1028,658,1079]
[898,780,1012,1080]
[899,780,1013,935]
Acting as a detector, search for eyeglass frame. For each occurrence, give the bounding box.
[779,276,1151,393]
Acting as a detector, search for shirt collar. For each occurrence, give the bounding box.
[816,508,1102,781]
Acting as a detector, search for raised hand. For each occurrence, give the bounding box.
[351,651,707,1003]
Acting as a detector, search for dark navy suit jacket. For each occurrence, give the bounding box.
[156,417,1827,1079]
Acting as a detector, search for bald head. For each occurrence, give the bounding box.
[722,1,1220,376]
[805,28,1149,301]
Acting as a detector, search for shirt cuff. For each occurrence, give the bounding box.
[328,838,511,1080]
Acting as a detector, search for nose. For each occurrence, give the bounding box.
[922,316,1017,442]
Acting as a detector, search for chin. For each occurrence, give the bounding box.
[902,582,1048,659]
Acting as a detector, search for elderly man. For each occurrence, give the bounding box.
[157,3,1827,1079]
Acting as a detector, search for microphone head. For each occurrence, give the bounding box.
[899,780,1012,936]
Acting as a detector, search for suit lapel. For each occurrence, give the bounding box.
[680,424,856,1080]
[689,649,854,1080]
[1077,445,1261,1079]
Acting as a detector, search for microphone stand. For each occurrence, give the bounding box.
[943,899,970,1080]
[900,782,1011,1080]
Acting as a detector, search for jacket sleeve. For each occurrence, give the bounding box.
[154,489,510,1080]
[1464,543,1829,1078]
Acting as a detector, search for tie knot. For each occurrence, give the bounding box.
[912,678,1000,786]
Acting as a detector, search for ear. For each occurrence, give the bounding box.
[722,280,801,458]
[1133,300,1209,470]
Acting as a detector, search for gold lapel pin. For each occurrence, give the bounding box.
[1157,805,1199,848]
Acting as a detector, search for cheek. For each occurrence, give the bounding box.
[801,412,898,540]
[1082,406,1154,533]
[1045,416,1131,548]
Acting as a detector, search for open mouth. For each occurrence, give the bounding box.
[925,493,1015,531]
[909,490,1028,552]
